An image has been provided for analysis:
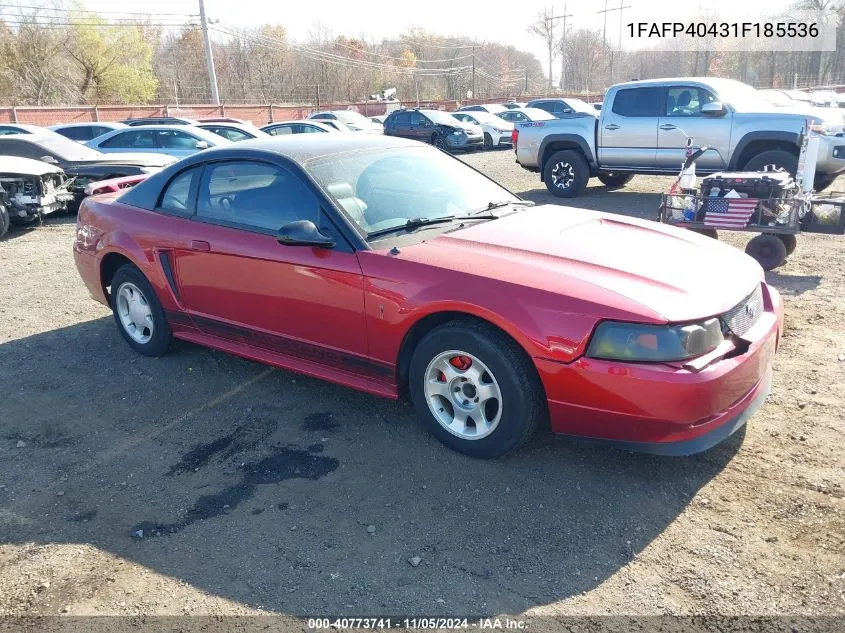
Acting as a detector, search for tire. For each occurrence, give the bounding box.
[483,133,493,150]
[432,134,449,152]
[408,320,545,458]
[597,172,634,189]
[0,205,9,239]
[741,149,798,175]
[745,234,788,271]
[543,149,589,198]
[777,233,798,256]
[690,227,718,240]
[110,264,172,357]
[813,174,836,192]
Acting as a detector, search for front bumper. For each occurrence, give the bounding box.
[536,282,783,455]
[448,134,483,149]
[815,134,845,175]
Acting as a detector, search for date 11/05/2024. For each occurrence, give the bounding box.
[307,617,526,629]
[628,22,820,39]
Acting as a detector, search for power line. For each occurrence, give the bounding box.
[0,3,198,16]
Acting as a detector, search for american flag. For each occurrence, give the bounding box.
[704,197,759,228]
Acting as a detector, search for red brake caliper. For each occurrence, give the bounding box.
[449,355,472,370]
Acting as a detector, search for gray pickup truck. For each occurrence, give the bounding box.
[514,77,845,197]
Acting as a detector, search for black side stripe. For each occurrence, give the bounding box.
[158,251,181,301]
[165,311,393,380]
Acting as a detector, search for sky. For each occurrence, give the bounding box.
[83,0,807,76]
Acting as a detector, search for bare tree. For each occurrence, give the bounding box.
[528,8,558,94]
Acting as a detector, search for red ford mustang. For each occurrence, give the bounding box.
[73,135,782,458]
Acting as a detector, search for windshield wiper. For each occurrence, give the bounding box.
[468,200,535,215]
[367,215,456,239]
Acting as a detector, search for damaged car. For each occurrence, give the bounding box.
[0,156,74,238]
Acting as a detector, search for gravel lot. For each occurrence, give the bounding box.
[0,149,843,626]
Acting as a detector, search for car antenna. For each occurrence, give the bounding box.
[389,246,400,255]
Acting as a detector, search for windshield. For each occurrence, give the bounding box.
[522,108,556,120]
[759,90,794,106]
[707,79,775,111]
[306,145,519,239]
[423,110,461,125]
[36,133,103,160]
[335,111,373,125]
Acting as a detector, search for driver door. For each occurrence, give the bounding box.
[408,111,432,141]
[170,159,371,375]
[656,85,732,170]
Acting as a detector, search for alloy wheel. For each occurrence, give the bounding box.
[115,281,154,344]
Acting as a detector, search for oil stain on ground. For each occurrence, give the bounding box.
[131,446,338,538]
[302,411,337,432]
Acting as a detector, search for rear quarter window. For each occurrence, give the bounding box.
[611,87,664,117]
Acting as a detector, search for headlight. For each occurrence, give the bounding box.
[812,122,845,136]
[586,318,724,362]
[451,129,465,136]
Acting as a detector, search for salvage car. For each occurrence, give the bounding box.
[73,135,782,458]
[0,132,174,210]
[383,108,483,151]
[452,110,514,149]
[86,125,230,158]
[48,122,128,142]
[261,120,339,136]
[196,122,269,142]
[309,110,383,133]
[0,157,74,237]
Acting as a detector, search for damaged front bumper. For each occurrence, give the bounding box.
[0,173,75,223]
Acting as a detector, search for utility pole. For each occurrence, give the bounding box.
[597,0,631,86]
[525,68,529,94]
[471,46,475,100]
[556,2,573,91]
[198,0,220,105]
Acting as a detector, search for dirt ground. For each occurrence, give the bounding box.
[0,149,843,629]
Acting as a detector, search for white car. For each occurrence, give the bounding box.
[308,110,383,134]
[86,125,231,158]
[452,111,514,149]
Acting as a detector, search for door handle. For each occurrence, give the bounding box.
[659,124,678,130]
[190,240,210,252]
[604,124,620,130]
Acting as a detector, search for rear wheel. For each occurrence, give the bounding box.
[543,149,589,198]
[745,234,788,270]
[408,321,545,458]
[597,172,634,189]
[742,149,798,175]
[110,264,173,357]
[777,233,798,255]
[483,133,493,150]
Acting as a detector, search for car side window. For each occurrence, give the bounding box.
[158,166,200,214]
[300,124,324,134]
[0,126,25,135]
[409,112,425,126]
[665,87,717,117]
[157,130,200,149]
[215,127,252,141]
[611,87,663,117]
[101,130,155,148]
[59,127,89,141]
[269,125,292,135]
[390,111,410,126]
[196,161,320,233]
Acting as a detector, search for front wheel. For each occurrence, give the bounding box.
[408,321,545,458]
[742,149,798,175]
[432,134,449,152]
[597,172,634,189]
[0,205,9,239]
[543,149,589,198]
[483,133,493,150]
[110,264,173,357]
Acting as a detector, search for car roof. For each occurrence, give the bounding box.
[48,121,127,129]
[262,120,335,129]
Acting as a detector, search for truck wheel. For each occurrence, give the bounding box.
[543,150,588,198]
[0,205,9,239]
[597,172,633,189]
[745,234,787,270]
[777,233,798,255]
[813,174,836,192]
[742,149,798,175]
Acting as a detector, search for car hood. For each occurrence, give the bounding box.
[72,153,176,167]
[399,205,762,323]
[0,156,63,176]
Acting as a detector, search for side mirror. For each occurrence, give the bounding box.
[277,220,334,249]
[195,140,210,149]
[39,155,58,164]
[701,102,726,116]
